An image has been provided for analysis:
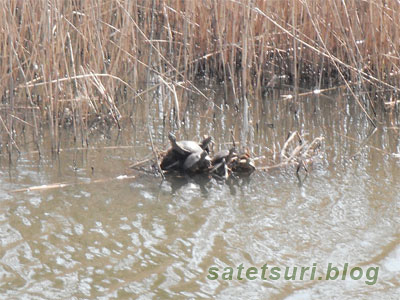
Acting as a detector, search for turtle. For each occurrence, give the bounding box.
[200,135,213,153]
[183,150,212,173]
[161,133,213,172]
[210,148,237,179]
[212,148,237,165]
[168,132,212,157]
[160,149,183,171]
[230,152,256,174]
[209,157,230,179]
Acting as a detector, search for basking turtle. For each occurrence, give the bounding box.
[200,135,213,153]
[160,149,183,171]
[183,150,211,173]
[210,157,230,179]
[210,148,237,179]
[161,133,212,172]
[212,148,237,165]
[231,152,256,174]
[168,132,212,157]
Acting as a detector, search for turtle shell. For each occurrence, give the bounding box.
[183,150,211,173]
[168,132,202,156]
[231,155,256,173]
[168,132,212,157]
[212,148,237,164]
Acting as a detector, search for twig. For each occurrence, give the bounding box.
[158,76,180,127]
[0,115,20,154]
[128,157,155,169]
[281,131,300,159]
[9,175,136,193]
[302,137,324,157]
[148,125,165,179]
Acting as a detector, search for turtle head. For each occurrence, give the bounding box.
[200,135,213,150]
[168,132,177,143]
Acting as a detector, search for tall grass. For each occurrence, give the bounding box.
[1,0,399,155]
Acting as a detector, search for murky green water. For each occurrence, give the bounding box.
[1,88,400,299]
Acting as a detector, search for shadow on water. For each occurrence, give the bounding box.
[1,85,400,299]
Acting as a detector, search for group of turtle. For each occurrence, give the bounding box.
[160,133,255,179]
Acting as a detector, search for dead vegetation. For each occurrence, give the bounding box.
[1,0,399,157]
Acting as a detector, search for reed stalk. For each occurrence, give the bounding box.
[0,0,399,155]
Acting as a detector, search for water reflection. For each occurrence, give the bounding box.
[1,89,400,299]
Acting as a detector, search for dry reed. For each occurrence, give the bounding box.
[1,0,399,156]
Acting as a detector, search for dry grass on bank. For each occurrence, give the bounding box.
[0,0,399,153]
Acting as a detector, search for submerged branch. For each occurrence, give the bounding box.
[9,175,137,193]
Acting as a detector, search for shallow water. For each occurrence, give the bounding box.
[1,88,400,299]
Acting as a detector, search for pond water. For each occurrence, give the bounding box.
[1,87,400,299]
